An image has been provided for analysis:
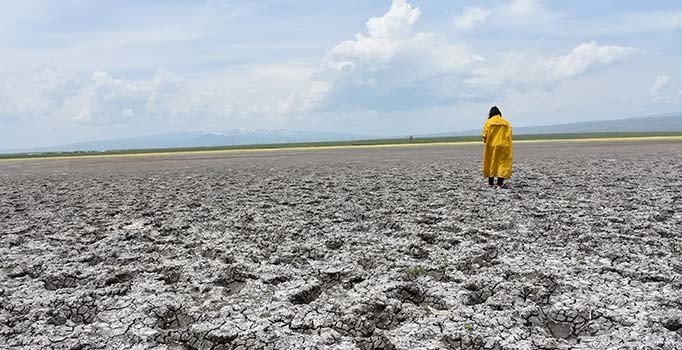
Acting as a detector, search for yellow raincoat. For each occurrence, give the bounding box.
[482,115,513,179]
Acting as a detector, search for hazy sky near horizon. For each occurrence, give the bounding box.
[1,0,681,148]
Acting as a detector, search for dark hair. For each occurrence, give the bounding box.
[489,106,501,119]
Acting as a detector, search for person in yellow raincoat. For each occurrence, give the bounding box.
[482,106,512,188]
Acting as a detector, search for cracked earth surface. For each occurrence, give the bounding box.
[1,141,682,350]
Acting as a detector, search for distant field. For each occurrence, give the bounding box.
[2,131,682,160]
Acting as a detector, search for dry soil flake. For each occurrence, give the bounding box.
[1,141,682,349]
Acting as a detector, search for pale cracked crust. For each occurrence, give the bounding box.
[1,141,681,349]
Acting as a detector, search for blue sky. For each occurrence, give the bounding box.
[1,0,681,148]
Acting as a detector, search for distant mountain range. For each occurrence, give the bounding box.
[3,129,364,154]
[2,112,682,154]
[429,112,682,137]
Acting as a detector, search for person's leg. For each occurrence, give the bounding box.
[497,178,505,186]
[488,177,495,186]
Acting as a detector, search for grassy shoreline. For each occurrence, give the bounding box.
[2,132,682,161]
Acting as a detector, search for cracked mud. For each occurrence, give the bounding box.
[1,141,682,349]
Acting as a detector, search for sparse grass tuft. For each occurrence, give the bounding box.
[405,266,428,279]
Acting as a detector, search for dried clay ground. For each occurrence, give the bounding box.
[1,140,681,350]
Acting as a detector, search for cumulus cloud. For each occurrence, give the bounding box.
[0,67,77,122]
[365,0,420,40]
[0,0,653,145]
[322,0,424,71]
[66,69,182,124]
[283,1,639,116]
[279,81,331,115]
[56,68,252,127]
[470,41,636,89]
[453,7,491,30]
[0,63,293,132]
[298,0,483,112]
[546,41,637,80]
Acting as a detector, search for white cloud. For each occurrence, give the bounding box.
[322,0,484,76]
[470,41,636,88]
[51,68,250,128]
[546,41,636,80]
[452,7,491,30]
[62,67,304,128]
[285,2,638,117]
[0,66,76,122]
[450,0,554,33]
[0,0,670,149]
[279,80,331,115]
[649,75,670,95]
[65,69,182,124]
[505,0,543,17]
[649,75,671,103]
[366,0,420,40]
[298,0,483,112]
[0,61,312,135]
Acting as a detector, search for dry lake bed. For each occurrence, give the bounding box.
[1,140,682,350]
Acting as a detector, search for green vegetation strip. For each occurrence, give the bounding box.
[2,132,682,160]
